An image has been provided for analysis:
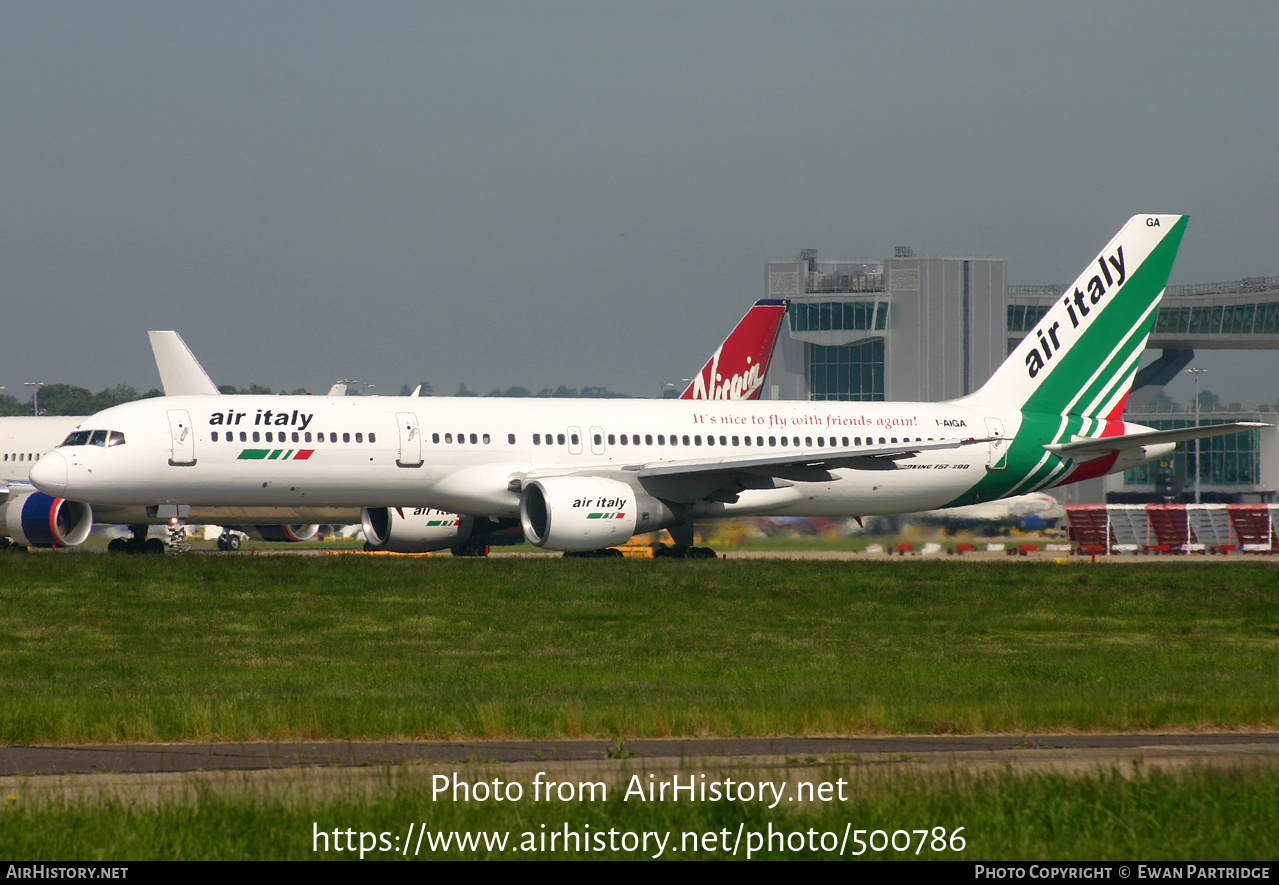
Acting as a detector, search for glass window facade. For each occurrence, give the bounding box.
[1122,419,1262,487]
[807,339,885,401]
[1010,301,1279,338]
[1152,301,1279,336]
[789,301,889,333]
[1006,304,1051,332]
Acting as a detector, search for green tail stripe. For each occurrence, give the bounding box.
[942,217,1189,510]
[1064,295,1163,419]
[237,449,270,460]
[1023,217,1187,418]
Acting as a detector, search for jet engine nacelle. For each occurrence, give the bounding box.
[519,476,675,552]
[360,507,475,553]
[3,491,94,548]
[238,524,321,543]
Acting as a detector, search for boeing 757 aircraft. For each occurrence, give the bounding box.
[31,216,1264,555]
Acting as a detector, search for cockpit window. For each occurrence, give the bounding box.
[60,430,125,447]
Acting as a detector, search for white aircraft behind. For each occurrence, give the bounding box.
[0,332,353,549]
[0,330,227,547]
[908,492,1065,532]
[32,216,1266,556]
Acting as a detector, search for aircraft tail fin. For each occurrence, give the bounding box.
[682,299,788,400]
[962,215,1188,421]
[148,331,221,396]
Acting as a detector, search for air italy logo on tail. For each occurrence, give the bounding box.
[950,214,1189,506]
[1023,247,1127,378]
[973,215,1188,423]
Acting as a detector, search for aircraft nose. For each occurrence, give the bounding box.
[29,450,67,493]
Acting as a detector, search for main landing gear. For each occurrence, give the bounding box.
[107,526,168,554]
[653,545,718,559]
[450,540,490,558]
[651,521,718,558]
[559,545,718,559]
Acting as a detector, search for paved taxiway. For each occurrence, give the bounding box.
[4,733,1279,776]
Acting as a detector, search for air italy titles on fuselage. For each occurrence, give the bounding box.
[207,409,315,431]
[1024,245,1128,379]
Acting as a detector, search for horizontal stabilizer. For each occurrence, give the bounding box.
[1043,422,1268,458]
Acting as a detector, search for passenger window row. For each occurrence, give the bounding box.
[48,427,936,456]
[211,430,376,444]
[431,432,495,445]
[531,432,578,446]
[420,431,935,450]
[587,433,932,448]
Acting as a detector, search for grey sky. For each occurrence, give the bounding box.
[3,1,1276,403]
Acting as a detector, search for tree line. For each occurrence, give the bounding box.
[0,383,161,417]
[0,380,631,416]
[8,381,1272,417]
[440,384,628,399]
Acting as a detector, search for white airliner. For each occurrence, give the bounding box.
[909,492,1066,532]
[0,329,225,547]
[31,216,1265,556]
[361,297,788,553]
[4,301,787,552]
[0,416,88,547]
[0,332,349,549]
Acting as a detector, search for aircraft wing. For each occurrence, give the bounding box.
[633,437,986,478]
[523,437,989,504]
[1042,422,1268,459]
[148,331,221,396]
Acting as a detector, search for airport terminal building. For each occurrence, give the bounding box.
[760,250,1279,503]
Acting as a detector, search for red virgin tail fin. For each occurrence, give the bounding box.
[682,299,788,400]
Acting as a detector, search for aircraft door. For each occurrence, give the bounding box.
[589,425,605,456]
[985,417,1008,471]
[396,411,423,468]
[568,426,583,455]
[167,409,196,466]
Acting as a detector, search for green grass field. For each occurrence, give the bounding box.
[4,765,1278,860]
[5,552,1279,861]
[2,552,1278,743]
